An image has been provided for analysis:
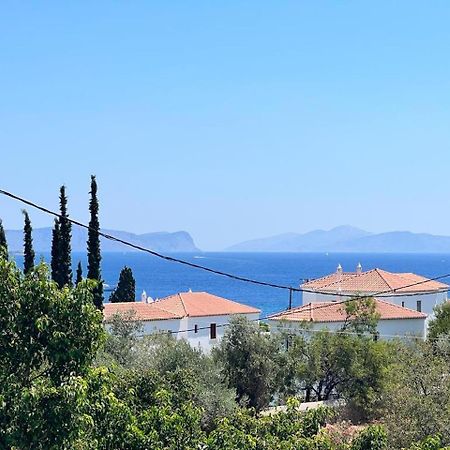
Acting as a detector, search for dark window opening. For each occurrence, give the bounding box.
[194,324,198,334]
[401,301,405,308]
[417,300,422,312]
[210,323,217,340]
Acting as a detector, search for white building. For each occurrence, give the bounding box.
[103,291,260,352]
[268,298,427,340]
[301,264,448,327]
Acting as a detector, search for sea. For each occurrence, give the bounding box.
[12,252,450,317]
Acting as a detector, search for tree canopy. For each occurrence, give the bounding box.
[22,209,35,274]
[87,175,103,309]
[109,266,136,303]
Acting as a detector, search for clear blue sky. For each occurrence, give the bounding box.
[1,2,450,250]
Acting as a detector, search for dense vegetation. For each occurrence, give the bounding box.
[0,251,449,449]
[1,176,450,448]
[109,266,136,303]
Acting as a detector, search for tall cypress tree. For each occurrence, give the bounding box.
[87,175,103,309]
[0,219,7,257]
[76,261,83,285]
[22,210,35,275]
[109,266,136,303]
[58,185,72,287]
[51,218,60,283]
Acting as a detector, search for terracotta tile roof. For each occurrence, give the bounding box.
[302,268,448,294]
[269,299,426,323]
[103,302,181,322]
[154,291,261,317]
[103,291,260,322]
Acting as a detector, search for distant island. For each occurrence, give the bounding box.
[226,225,450,253]
[5,227,200,253]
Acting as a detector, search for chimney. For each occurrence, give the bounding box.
[336,264,343,295]
[141,290,147,303]
[356,262,362,275]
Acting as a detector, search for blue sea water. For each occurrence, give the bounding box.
[15,252,450,317]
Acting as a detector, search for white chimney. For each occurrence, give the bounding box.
[141,290,148,303]
[336,264,343,275]
[356,262,362,275]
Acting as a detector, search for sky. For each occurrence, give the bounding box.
[1,1,450,250]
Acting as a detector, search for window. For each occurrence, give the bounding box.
[210,323,217,340]
[194,324,198,334]
[401,301,405,308]
[417,300,422,312]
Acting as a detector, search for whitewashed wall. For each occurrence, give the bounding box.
[303,290,446,324]
[185,313,260,352]
[106,313,260,353]
[268,317,426,341]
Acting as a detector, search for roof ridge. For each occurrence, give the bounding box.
[309,269,373,291]
[152,294,187,318]
[302,272,345,287]
[373,268,394,291]
[178,293,188,316]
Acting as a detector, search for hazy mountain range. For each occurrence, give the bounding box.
[226,226,450,253]
[5,227,199,253]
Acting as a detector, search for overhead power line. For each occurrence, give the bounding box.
[1,188,450,304]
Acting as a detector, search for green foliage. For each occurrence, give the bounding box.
[1,255,448,449]
[351,425,387,450]
[58,185,72,287]
[87,175,103,309]
[206,401,333,450]
[343,296,380,335]
[102,310,143,366]
[408,435,450,450]
[213,315,280,411]
[50,186,73,288]
[381,341,450,449]
[109,266,136,302]
[22,209,35,274]
[428,302,450,341]
[50,217,60,282]
[0,258,104,448]
[0,218,7,255]
[76,261,83,285]
[278,330,391,419]
[100,326,237,431]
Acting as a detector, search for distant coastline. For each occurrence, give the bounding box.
[225,225,450,253]
[5,227,199,253]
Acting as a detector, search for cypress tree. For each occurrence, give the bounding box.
[87,175,103,309]
[0,219,7,257]
[22,210,35,275]
[76,261,83,285]
[109,266,136,303]
[58,185,72,287]
[51,218,60,283]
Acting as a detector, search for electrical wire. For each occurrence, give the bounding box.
[3,183,450,339]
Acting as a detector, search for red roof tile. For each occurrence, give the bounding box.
[154,291,261,317]
[103,291,260,322]
[302,268,448,294]
[103,302,181,322]
[269,298,426,323]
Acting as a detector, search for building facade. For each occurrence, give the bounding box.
[103,291,260,352]
[268,298,427,340]
[301,265,448,327]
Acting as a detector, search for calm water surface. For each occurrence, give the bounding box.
[15,252,450,317]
